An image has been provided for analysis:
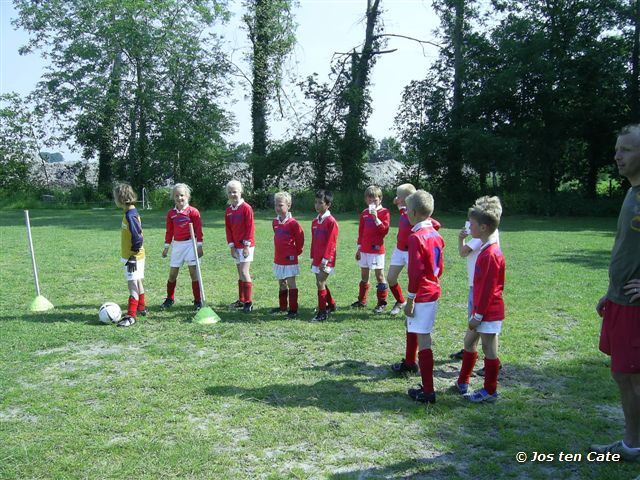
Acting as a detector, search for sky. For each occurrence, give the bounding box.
[0,0,440,161]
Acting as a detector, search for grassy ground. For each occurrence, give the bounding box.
[0,207,636,479]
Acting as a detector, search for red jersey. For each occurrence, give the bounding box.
[472,242,505,322]
[396,208,440,251]
[164,206,203,246]
[407,220,445,303]
[310,212,339,267]
[225,200,255,248]
[357,206,390,254]
[272,214,304,265]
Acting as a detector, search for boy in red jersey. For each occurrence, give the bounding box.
[399,190,444,404]
[310,189,339,322]
[386,183,416,316]
[160,184,204,310]
[455,196,505,403]
[113,183,145,327]
[271,191,305,319]
[351,185,391,313]
[225,180,255,313]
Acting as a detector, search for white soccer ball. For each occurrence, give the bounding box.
[98,302,122,324]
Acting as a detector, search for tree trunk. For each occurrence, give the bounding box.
[97,52,122,196]
[250,0,269,190]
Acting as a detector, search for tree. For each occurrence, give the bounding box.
[242,0,297,190]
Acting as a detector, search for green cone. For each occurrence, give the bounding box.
[193,306,220,324]
[29,295,54,312]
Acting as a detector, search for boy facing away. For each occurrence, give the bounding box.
[310,189,339,322]
[271,191,305,319]
[113,183,146,327]
[455,196,505,403]
[351,185,391,313]
[401,190,445,404]
[160,183,204,310]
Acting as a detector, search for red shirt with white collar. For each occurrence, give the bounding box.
[396,208,441,251]
[272,214,305,265]
[164,205,203,246]
[357,206,390,254]
[225,200,255,248]
[471,241,505,322]
[310,211,339,267]
[407,220,445,303]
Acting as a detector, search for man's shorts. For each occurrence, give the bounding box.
[273,263,300,280]
[121,258,145,281]
[233,246,255,264]
[406,300,438,334]
[476,319,502,334]
[358,252,385,270]
[311,265,334,275]
[599,299,640,373]
[389,248,408,267]
[169,240,197,268]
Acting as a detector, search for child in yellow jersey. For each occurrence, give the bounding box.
[113,183,145,327]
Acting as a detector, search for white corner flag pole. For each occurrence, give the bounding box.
[189,223,219,324]
[24,210,54,312]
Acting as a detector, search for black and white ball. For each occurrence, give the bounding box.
[98,302,122,324]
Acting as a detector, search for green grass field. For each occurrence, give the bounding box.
[0,207,636,479]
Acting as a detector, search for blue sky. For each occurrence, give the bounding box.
[1,0,439,161]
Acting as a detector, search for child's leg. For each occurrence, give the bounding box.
[417,333,434,394]
[237,263,252,303]
[137,279,145,312]
[387,265,405,303]
[374,268,388,306]
[127,279,140,317]
[286,277,298,312]
[167,266,179,300]
[480,333,500,394]
[316,271,329,311]
[188,265,201,303]
[278,278,288,311]
[458,330,480,385]
[358,267,370,304]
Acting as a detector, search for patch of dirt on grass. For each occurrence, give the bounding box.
[0,406,38,423]
[594,403,623,421]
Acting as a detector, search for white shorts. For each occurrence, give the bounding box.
[233,246,254,264]
[169,240,197,268]
[311,265,334,275]
[273,263,300,280]
[358,252,385,270]
[121,258,145,281]
[390,248,408,267]
[475,320,502,334]
[406,300,438,334]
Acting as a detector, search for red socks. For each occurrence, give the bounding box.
[418,348,434,394]
[358,281,370,304]
[192,281,201,302]
[318,289,328,311]
[483,358,500,394]
[127,295,139,317]
[279,289,288,311]
[458,350,478,385]
[238,280,245,302]
[167,280,176,300]
[242,281,253,303]
[405,332,418,365]
[325,287,336,309]
[138,293,145,311]
[390,283,405,303]
[376,283,388,303]
[289,288,298,312]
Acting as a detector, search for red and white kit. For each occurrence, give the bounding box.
[310,210,339,270]
[165,206,203,267]
[273,213,305,280]
[357,206,390,254]
[471,240,505,333]
[225,199,255,249]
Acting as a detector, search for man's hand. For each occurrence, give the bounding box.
[596,295,607,318]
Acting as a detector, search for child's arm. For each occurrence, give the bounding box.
[372,208,390,236]
[225,209,237,258]
[458,230,474,257]
[163,211,173,257]
[242,205,255,258]
[322,219,338,270]
[192,209,204,257]
[404,235,421,317]
[295,220,305,257]
[356,212,364,260]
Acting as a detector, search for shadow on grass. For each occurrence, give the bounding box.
[1,304,98,324]
[550,250,612,270]
[328,456,458,480]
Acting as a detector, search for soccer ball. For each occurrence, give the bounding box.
[98,302,122,324]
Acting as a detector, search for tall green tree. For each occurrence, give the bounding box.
[242,0,297,190]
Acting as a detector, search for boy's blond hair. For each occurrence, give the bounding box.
[172,183,191,199]
[274,191,292,207]
[364,185,383,199]
[113,183,137,207]
[406,190,434,218]
[396,183,416,199]
[469,196,502,232]
[226,180,243,193]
